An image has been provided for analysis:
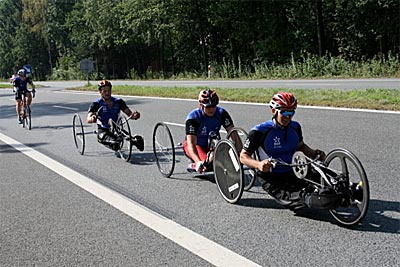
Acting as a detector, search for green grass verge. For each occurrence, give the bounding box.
[68,85,400,111]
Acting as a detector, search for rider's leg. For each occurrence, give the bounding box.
[26,91,33,106]
[183,140,209,172]
[183,140,209,162]
[16,99,23,122]
[97,129,122,151]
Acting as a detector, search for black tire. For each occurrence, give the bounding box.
[325,148,370,226]
[213,139,244,204]
[72,113,85,155]
[23,106,31,130]
[227,127,257,191]
[114,116,132,162]
[153,122,175,178]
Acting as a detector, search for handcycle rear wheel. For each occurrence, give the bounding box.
[72,113,85,155]
[213,139,244,204]
[153,122,175,178]
[325,148,370,226]
[227,127,257,191]
[113,116,133,162]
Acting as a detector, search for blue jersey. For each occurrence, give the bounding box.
[88,97,128,129]
[13,76,32,92]
[244,120,303,173]
[185,106,233,147]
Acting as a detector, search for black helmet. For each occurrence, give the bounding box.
[198,89,219,107]
[98,79,112,90]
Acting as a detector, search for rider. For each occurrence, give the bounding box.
[240,92,326,209]
[13,68,36,124]
[87,80,144,152]
[184,89,237,173]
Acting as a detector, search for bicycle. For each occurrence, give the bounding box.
[18,90,32,130]
[152,123,257,192]
[72,110,137,162]
[213,139,370,227]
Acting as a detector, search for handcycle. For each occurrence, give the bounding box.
[213,139,370,227]
[152,123,257,191]
[72,110,137,161]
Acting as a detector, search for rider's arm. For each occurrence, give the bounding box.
[297,141,326,160]
[240,150,273,172]
[119,99,140,120]
[186,134,203,164]
[87,102,99,123]
[239,129,273,172]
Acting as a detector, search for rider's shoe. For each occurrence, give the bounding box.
[18,117,23,124]
[350,182,363,202]
[131,135,144,151]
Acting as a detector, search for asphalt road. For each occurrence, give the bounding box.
[0,85,399,267]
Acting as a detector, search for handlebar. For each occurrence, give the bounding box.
[268,152,321,168]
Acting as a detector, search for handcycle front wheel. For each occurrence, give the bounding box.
[153,122,175,178]
[113,116,133,162]
[325,148,370,227]
[213,139,244,204]
[23,106,32,130]
[226,127,257,191]
[72,113,85,155]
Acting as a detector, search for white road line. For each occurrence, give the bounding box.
[0,132,261,267]
[56,90,400,114]
[52,105,79,111]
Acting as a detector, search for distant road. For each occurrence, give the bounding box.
[18,78,400,90]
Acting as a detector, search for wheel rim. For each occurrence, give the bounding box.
[153,123,175,177]
[213,139,243,204]
[117,117,132,162]
[325,149,369,226]
[73,114,85,155]
[227,127,257,191]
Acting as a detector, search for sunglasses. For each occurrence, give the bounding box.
[279,110,296,117]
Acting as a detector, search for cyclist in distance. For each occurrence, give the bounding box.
[184,88,238,173]
[87,80,144,152]
[13,68,36,124]
[240,92,326,209]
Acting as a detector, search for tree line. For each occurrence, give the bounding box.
[0,0,399,80]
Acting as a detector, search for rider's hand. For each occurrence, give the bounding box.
[195,161,204,173]
[90,114,97,123]
[129,110,140,120]
[314,149,326,161]
[32,89,36,98]
[258,159,274,172]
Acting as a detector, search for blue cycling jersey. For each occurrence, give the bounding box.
[185,106,233,147]
[88,97,128,129]
[244,120,303,173]
[13,77,32,92]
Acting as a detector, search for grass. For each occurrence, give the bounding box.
[68,84,400,111]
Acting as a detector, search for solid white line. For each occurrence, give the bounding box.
[0,132,261,267]
[57,90,400,115]
[53,105,79,111]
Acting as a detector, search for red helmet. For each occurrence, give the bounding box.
[269,92,297,110]
[198,89,219,107]
[98,79,112,90]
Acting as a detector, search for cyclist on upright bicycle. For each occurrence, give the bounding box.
[184,89,239,173]
[13,69,36,124]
